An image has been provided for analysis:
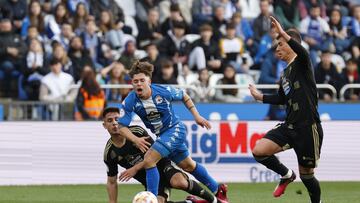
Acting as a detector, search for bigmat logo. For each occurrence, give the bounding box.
[185,122,265,164]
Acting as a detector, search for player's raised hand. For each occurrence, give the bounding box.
[249,84,263,101]
[135,137,151,153]
[195,115,211,130]
[119,167,137,182]
[270,16,285,35]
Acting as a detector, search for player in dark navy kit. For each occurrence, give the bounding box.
[115,61,228,203]
[102,107,221,203]
[249,16,323,203]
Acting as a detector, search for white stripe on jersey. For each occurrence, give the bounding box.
[141,97,163,135]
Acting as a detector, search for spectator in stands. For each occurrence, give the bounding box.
[68,36,94,82]
[328,8,351,55]
[188,68,213,103]
[24,26,44,46]
[23,39,49,100]
[98,10,115,35]
[3,0,28,33]
[274,0,300,30]
[99,62,130,101]
[67,0,89,15]
[141,43,162,79]
[189,24,222,73]
[258,50,287,84]
[253,0,271,43]
[161,3,190,36]
[137,8,163,49]
[239,0,261,19]
[0,18,26,98]
[219,22,252,73]
[135,0,160,24]
[89,0,124,23]
[350,6,360,59]
[299,3,331,66]
[211,5,227,41]
[341,58,360,101]
[215,0,240,20]
[80,18,102,70]
[103,19,126,51]
[118,40,139,70]
[214,64,243,102]
[298,0,327,19]
[253,29,277,67]
[52,42,74,76]
[231,12,256,56]
[152,59,178,84]
[21,0,45,38]
[52,23,75,51]
[315,51,343,101]
[44,3,69,39]
[39,58,77,102]
[75,69,105,120]
[158,20,191,72]
[72,2,89,35]
[191,0,214,32]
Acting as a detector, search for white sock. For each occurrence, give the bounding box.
[282,169,292,178]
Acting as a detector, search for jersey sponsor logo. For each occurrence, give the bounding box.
[146,111,162,122]
[155,95,163,104]
[282,78,291,95]
[186,122,265,164]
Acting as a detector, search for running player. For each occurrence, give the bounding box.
[102,107,222,203]
[249,16,323,203]
[115,61,228,203]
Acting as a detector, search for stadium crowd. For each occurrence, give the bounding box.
[1,0,360,120]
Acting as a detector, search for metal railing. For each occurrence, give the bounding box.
[1,83,341,121]
[340,84,360,101]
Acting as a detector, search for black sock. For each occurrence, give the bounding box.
[186,179,216,202]
[253,154,289,176]
[300,174,321,203]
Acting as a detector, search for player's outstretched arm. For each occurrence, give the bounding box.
[107,176,118,203]
[119,126,151,153]
[119,161,144,182]
[182,93,211,129]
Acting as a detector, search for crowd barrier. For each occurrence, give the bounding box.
[0,121,359,185]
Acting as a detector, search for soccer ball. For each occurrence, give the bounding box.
[132,191,158,203]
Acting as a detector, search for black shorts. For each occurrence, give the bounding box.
[264,122,323,168]
[157,158,186,199]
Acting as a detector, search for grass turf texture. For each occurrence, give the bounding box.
[0,182,359,203]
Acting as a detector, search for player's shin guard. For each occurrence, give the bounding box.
[253,154,289,176]
[300,173,321,203]
[186,179,216,202]
[190,163,219,193]
[146,166,160,196]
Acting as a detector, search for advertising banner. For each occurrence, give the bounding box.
[0,121,359,185]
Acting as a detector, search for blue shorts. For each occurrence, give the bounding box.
[152,122,189,164]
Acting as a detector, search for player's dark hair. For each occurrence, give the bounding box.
[129,60,154,79]
[286,28,301,44]
[102,107,119,119]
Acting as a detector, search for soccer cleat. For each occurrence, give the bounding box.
[273,170,296,197]
[185,195,208,203]
[215,183,229,203]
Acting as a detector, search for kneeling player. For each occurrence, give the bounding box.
[102,107,219,203]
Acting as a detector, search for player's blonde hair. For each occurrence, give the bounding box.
[129,60,154,79]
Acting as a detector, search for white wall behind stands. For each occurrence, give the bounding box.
[0,121,359,185]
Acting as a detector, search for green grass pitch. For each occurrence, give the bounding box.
[0,182,359,203]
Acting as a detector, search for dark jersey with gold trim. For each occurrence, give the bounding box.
[263,38,320,125]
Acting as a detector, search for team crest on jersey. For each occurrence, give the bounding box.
[282,77,291,95]
[119,108,125,118]
[155,95,163,104]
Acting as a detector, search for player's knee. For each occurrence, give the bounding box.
[252,145,267,157]
[181,162,196,173]
[299,166,314,175]
[169,173,188,190]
